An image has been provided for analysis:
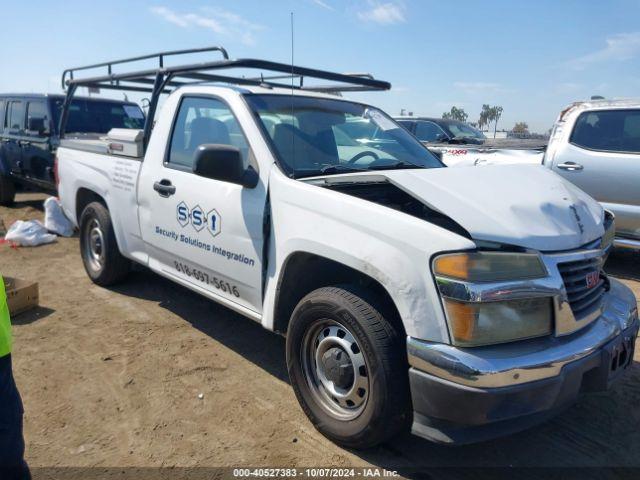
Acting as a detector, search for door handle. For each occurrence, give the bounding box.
[557,162,583,171]
[153,179,176,197]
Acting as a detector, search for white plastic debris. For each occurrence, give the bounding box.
[198,393,204,400]
[44,197,74,237]
[4,220,57,247]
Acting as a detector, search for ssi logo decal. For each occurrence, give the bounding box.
[176,201,221,237]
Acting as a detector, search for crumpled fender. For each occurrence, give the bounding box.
[262,168,476,343]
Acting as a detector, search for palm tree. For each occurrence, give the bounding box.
[478,104,491,132]
[492,106,503,139]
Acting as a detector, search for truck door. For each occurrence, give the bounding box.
[138,95,267,315]
[552,109,640,237]
[23,100,54,185]
[3,100,26,175]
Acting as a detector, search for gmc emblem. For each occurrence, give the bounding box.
[585,271,599,289]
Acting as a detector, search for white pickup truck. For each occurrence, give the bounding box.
[56,49,638,447]
[418,100,640,251]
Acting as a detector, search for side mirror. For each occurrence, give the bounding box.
[192,144,258,188]
[27,117,46,135]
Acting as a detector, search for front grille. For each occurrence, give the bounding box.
[557,256,606,318]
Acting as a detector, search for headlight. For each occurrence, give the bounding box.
[442,297,553,347]
[434,251,552,347]
[433,251,547,283]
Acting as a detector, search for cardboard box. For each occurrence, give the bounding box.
[4,277,39,317]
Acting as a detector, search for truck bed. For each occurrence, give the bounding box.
[56,143,147,263]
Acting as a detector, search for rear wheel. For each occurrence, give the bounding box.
[286,286,410,449]
[0,176,15,206]
[79,201,130,286]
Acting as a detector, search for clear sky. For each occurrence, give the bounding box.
[1,0,640,132]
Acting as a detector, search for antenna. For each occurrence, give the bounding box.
[290,11,296,179]
[290,12,295,88]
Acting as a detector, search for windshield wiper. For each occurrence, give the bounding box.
[368,161,424,171]
[313,162,423,176]
[319,164,367,175]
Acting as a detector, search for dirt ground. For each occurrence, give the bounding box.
[1,192,640,476]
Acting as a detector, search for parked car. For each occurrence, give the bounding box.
[57,48,638,448]
[0,94,145,204]
[421,100,640,251]
[544,99,640,250]
[395,116,546,166]
[396,116,487,145]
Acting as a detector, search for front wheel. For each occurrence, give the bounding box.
[286,286,410,449]
[79,201,130,286]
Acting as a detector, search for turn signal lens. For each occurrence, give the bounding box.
[433,252,547,283]
[433,254,470,280]
[443,297,553,347]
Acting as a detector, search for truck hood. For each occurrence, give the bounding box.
[382,164,604,251]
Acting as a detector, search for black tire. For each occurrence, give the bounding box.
[286,285,410,449]
[0,175,15,206]
[79,201,130,286]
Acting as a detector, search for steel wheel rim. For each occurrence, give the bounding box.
[83,218,105,272]
[301,319,370,420]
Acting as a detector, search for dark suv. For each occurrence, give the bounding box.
[395,116,487,145]
[0,94,145,204]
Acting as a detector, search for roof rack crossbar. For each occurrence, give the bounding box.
[61,46,229,90]
[301,84,384,93]
[63,57,391,92]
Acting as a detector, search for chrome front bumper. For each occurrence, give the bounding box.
[407,278,638,444]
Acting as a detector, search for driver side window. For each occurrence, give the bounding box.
[167,96,249,170]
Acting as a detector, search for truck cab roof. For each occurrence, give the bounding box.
[557,98,640,123]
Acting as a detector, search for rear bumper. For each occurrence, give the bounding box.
[407,278,639,444]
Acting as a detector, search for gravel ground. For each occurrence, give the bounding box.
[1,192,639,478]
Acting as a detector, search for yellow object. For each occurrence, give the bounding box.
[0,276,12,358]
[433,254,470,280]
[444,300,476,342]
